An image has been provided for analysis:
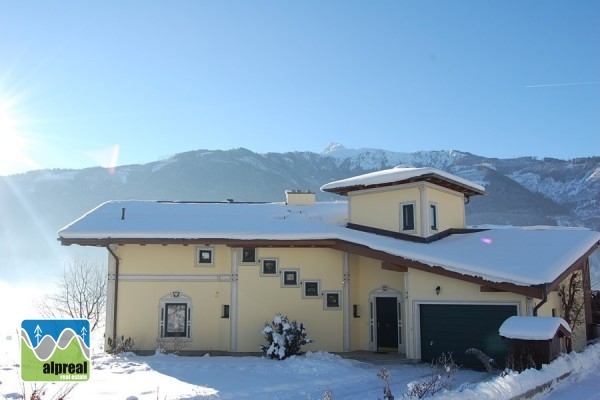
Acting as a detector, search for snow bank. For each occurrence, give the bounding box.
[436,342,600,399]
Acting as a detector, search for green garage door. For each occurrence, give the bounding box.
[420,304,517,369]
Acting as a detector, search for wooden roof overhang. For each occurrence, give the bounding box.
[330,239,545,298]
[546,241,599,292]
[322,173,486,197]
[58,234,577,299]
[58,237,338,248]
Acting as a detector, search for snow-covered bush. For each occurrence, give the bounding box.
[260,313,312,360]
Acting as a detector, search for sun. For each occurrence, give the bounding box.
[0,97,34,175]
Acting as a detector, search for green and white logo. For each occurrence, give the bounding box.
[20,319,90,382]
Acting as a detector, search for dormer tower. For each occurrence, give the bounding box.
[321,166,485,239]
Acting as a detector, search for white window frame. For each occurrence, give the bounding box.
[259,258,279,277]
[301,279,321,299]
[240,247,258,265]
[323,290,342,310]
[400,202,416,232]
[195,246,215,267]
[280,269,300,288]
[158,291,192,341]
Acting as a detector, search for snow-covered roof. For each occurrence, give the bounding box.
[58,200,600,288]
[320,166,486,195]
[499,316,572,340]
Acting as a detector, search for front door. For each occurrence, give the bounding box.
[376,297,399,351]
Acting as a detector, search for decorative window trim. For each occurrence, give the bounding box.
[429,202,438,231]
[400,202,416,232]
[240,247,258,265]
[280,269,300,288]
[301,280,321,299]
[158,291,192,340]
[260,258,279,276]
[323,291,342,310]
[195,246,215,267]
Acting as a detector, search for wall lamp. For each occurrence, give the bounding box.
[435,286,441,296]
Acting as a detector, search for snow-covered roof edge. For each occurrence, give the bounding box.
[499,316,572,340]
[320,166,485,194]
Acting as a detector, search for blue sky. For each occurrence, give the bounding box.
[0,1,598,175]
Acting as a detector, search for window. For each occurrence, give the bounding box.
[241,247,257,264]
[260,258,279,276]
[221,305,230,319]
[195,246,214,267]
[164,303,188,337]
[280,269,299,287]
[430,203,438,231]
[159,291,191,339]
[401,203,415,231]
[302,280,321,298]
[323,291,341,310]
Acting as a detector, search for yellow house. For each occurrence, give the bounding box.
[58,166,600,367]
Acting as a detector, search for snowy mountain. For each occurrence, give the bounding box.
[1,144,598,282]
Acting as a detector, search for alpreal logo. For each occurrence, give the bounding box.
[20,319,90,382]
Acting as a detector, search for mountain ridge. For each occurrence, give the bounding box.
[1,145,598,283]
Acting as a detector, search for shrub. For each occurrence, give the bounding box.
[404,353,459,399]
[378,368,395,400]
[465,348,499,373]
[106,335,134,355]
[156,336,187,355]
[260,313,311,360]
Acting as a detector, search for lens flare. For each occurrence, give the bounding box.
[480,238,493,244]
[0,97,35,175]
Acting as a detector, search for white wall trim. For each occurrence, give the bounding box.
[343,252,350,352]
[230,248,239,351]
[119,274,232,282]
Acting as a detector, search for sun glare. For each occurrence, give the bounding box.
[0,97,33,175]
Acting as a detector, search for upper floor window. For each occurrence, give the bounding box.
[401,203,415,231]
[241,247,257,264]
[430,203,438,231]
[195,246,215,267]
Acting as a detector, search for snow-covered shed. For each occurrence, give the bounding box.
[499,316,572,370]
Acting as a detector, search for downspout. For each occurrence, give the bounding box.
[533,284,548,316]
[106,244,120,340]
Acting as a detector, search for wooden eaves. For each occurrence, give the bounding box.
[321,173,486,198]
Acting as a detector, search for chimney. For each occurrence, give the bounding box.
[285,190,315,205]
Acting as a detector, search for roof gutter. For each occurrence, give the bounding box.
[106,244,120,341]
[533,284,548,316]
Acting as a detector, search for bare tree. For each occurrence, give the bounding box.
[35,258,107,331]
[558,270,586,353]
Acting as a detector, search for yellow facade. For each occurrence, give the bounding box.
[106,241,586,358]
[348,183,466,237]
[102,179,590,360]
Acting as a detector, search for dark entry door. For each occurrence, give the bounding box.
[376,297,398,350]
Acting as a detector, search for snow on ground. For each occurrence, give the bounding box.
[2,330,600,399]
